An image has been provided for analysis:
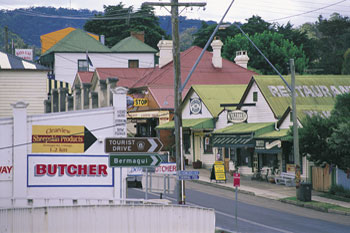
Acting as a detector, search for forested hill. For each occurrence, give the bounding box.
[0,7,213,48]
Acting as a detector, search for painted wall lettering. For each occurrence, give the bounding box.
[0,166,13,174]
[267,85,350,98]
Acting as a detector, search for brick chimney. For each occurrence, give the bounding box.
[234,50,249,69]
[211,39,223,68]
[130,31,145,43]
[157,40,173,68]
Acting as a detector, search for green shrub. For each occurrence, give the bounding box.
[329,184,350,198]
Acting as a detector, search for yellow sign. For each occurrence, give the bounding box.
[214,164,225,173]
[32,125,85,153]
[134,98,148,107]
[215,172,226,180]
[214,164,226,181]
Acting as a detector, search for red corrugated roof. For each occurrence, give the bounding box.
[95,46,256,107]
[78,71,94,83]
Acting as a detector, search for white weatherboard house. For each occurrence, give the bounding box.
[39,29,157,86]
[212,75,350,178]
[0,51,49,117]
[157,84,248,169]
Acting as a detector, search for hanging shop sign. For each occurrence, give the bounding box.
[255,139,282,152]
[190,97,202,115]
[227,110,248,123]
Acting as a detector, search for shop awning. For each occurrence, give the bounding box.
[212,134,254,147]
[156,118,214,130]
[212,123,275,147]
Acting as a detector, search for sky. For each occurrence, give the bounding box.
[0,0,349,27]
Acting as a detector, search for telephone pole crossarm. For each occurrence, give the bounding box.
[143,2,206,7]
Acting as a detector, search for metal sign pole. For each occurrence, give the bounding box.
[120,168,123,202]
[235,186,238,230]
[145,168,148,200]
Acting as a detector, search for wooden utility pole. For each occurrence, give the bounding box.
[4,26,9,53]
[290,59,301,189]
[143,1,206,204]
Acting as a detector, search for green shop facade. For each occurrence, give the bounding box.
[212,75,350,177]
[157,75,350,178]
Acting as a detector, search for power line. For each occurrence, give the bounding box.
[266,0,347,22]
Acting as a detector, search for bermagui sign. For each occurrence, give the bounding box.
[105,137,163,153]
[109,154,162,167]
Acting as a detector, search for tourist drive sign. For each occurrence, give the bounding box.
[105,137,163,153]
[109,154,162,167]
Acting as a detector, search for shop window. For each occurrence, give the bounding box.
[203,136,212,154]
[237,148,252,166]
[128,60,139,68]
[261,153,277,167]
[78,59,88,71]
[183,133,191,154]
[253,91,258,102]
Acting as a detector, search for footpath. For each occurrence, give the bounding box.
[186,167,350,216]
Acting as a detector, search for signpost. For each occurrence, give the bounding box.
[233,173,240,231]
[105,135,163,201]
[32,125,97,153]
[176,170,199,180]
[109,154,162,167]
[105,137,163,153]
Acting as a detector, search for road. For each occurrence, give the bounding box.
[128,181,350,233]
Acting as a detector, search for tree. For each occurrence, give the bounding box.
[297,115,337,167]
[342,48,350,74]
[192,21,239,50]
[293,93,350,171]
[222,31,308,74]
[84,3,167,49]
[314,13,350,74]
[180,27,197,51]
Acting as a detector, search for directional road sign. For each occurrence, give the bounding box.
[177,175,199,180]
[109,154,162,167]
[32,125,97,153]
[105,137,163,153]
[176,170,200,180]
[177,170,199,176]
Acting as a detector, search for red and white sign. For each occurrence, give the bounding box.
[15,49,33,61]
[0,163,13,181]
[233,173,240,187]
[27,154,113,187]
[155,163,176,175]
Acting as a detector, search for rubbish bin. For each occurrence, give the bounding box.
[297,183,312,202]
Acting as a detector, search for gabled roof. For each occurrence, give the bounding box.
[40,27,100,54]
[111,36,157,53]
[77,71,94,84]
[94,46,255,96]
[185,84,248,117]
[0,51,49,70]
[41,29,110,56]
[242,75,350,120]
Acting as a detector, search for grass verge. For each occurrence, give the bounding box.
[319,193,350,203]
[281,197,350,214]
